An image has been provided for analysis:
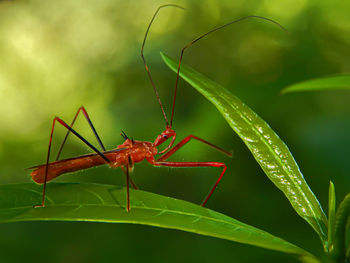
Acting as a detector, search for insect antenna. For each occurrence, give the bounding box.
[141,4,184,127]
[169,15,288,126]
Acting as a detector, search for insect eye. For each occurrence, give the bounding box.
[163,135,168,139]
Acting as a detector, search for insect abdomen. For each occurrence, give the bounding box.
[30,155,110,184]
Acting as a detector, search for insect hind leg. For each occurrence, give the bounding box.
[34,116,110,208]
[55,106,105,161]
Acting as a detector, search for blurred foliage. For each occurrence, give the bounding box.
[282,75,350,94]
[0,0,349,262]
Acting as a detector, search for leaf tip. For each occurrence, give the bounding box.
[280,87,291,95]
[160,51,168,61]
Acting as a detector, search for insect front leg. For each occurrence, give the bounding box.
[157,134,232,162]
[148,158,227,206]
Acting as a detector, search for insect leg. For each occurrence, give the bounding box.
[149,159,227,206]
[121,167,138,189]
[122,155,133,212]
[157,135,232,161]
[56,106,105,161]
[34,117,110,208]
[125,163,130,212]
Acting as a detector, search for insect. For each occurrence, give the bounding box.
[29,5,286,212]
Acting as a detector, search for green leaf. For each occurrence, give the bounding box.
[281,75,350,94]
[0,183,318,263]
[161,52,328,245]
[328,181,336,252]
[331,193,350,262]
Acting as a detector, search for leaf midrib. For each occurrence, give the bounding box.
[0,204,256,229]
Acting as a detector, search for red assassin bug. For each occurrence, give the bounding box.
[29,5,286,212]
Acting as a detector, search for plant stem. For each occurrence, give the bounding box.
[331,193,350,262]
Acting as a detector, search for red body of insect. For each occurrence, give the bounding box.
[29,5,285,212]
[31,140,158,184]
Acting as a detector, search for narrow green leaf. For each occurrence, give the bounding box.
[328,181,336,252]
[331,193,350,262]
[161,52,328,244]
[281,75,350,94]
[0,183,318,263]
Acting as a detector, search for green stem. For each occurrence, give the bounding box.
[328,181,336,252]
[331,193,350,262]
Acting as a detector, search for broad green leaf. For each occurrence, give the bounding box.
[331,193,350,262]
[0,183,318,263]
[281,75,350,94]
[328,181,336,252]
[161,52,328,245]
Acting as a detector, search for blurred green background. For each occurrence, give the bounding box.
[0,0,349,262]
